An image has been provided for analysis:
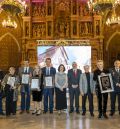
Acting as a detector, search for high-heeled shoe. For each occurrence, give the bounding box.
[58,110,61,115]
[32,109,37,115]
[36,110,41,116]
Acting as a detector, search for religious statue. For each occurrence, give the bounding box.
[96,20,100,35]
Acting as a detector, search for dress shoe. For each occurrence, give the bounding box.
[90,113,94,117]
[82,112,86,116]
[103,113,108,119]
[76,111,80,114]
[109,112,114,116]
[50,111,53,114]
[98,114,102,119]
[19,110,24,114]
[43,111,47,114]
[6,114,10,117]
[26,110,30,114]
[69,110,73,113]
[0,112,5,115]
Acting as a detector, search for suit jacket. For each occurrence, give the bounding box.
[68,69,82,88]
[2,74,19,88]
[42,67,56,88]
[0,70,4,81]
[19,67,33,80]
[18,66,33,92]
[80,72,96,94]
[109,67,120,92]
[0,70,4,91]
[93,68,109,91]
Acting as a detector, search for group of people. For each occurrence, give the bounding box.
[0,58,120,119]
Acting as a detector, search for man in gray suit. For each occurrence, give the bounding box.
[68,62,82,114]
[109,60,120,116]
[19,60,33,114]
[80,65,95,116]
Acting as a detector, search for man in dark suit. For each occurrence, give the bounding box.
[0,69,5,115]
[109,60,120,116]
[19,60,33,114]
[93,60,109,119]
[42,58,56,114]
[68,62,82,114]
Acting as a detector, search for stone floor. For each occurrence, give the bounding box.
[0,94,120,129]
[0,111,120,129]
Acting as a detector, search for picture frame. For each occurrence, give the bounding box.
[7,77,16,87]
[22,74,29,84]
[44,76,53,87]
[31,77,40,91]
[98,73,114,93]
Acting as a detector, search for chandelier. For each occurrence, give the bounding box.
[87,0,114,12]
[0,0,27,14]
[2,16,17,28]
[0,0,27,28]
[106,1,120,25]
[87,0,120,25]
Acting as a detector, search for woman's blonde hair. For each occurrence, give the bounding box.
[33,65,41,77]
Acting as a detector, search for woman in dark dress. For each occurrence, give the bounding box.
[55,64,68,115]
[0,69,5,115]
[31,65,43,115]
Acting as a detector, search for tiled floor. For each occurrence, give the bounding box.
[0,111,120,129]
[0,94,120,129]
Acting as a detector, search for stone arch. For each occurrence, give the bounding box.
[0,32,20,52]
[106,31,120,51]
[0,32,21,70]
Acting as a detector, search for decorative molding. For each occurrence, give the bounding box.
[37,40,90,46]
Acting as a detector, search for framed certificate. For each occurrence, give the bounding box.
[31,78,39,90]
[98,73,114,93]
[22,74,29,84]
[7,77,15,87]
[45,76,53,87]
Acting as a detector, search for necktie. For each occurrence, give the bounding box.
[46,68,49,75]
[26,68,28,73]
[74,70,77,77]
[117,69,119,73]
[24,67,27,73]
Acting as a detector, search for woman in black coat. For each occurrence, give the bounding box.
[0,69,5,115]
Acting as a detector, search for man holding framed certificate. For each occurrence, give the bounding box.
[44,76,53,87]
[98,74,114,93]
[42,58,56,114]
[93,60,109,119]
[19,60,33,114]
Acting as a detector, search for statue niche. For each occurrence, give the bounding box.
[54,1,70,38]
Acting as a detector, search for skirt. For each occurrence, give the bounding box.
[55,87,67,110]
[32,90,42,102]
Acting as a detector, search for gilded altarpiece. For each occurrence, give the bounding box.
[22,0,103,69]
